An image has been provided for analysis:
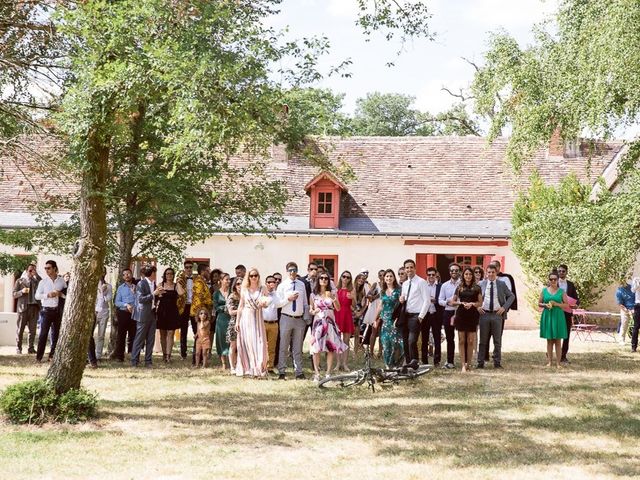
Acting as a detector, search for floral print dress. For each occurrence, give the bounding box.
[309,293,348,354]
[380,288,404,367]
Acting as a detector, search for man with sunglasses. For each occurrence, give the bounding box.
[263,275,280,372]
[438,262,462,369]
[421,267,443,365]
[276,261,309,379]
[34,260,66,362]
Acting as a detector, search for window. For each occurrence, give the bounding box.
[309,255,338,281]
[317,191,333,214]
[130,257,157,278]
[454,255,485,268]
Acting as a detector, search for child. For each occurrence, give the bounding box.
[194,308,212,368]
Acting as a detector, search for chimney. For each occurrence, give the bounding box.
[548,127,564,156]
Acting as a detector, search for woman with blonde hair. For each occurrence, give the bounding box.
[235,268,269,378]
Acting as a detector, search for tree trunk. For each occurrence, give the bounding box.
[46,127,110,394]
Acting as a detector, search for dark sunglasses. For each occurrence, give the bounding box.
[288,268,298,273]
[319,276,329,281]
[427,273,436,277]
[266,280,276,284]
[342,275,351,279]
[249,274,259,278]
[450,269,460,273]
[274,278,282,282]
[309,267,318,271]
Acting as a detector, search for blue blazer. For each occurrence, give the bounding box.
[133,278,155,322]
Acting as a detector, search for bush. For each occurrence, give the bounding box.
[0,379,98,425]
[56,388,98,424]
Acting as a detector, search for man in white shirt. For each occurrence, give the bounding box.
[631,276,640,352]
[421,267,443,365]
[438,263,462,369]
[399,259,430,367]
[263,275,280,373]
[276,261,309,380]
[34,260,67,362]
[94,267,113,360]
[477,264,515,368]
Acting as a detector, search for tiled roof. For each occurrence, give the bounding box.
[261,136,623,222]
[0,135,624,236]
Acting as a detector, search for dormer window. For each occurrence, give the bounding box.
[304,171,348,229]
[317,192,333,214]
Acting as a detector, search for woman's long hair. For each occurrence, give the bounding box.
[382,269,399,290]
[339,270,353,290]
[241,267,261,290]
[456,267,477,295]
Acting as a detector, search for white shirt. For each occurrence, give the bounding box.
[631,277,640,303]
[482,280,501,311]
[186,277,194,303]
[95,281,113,313]
[401,274,430,318]
[262,290,279,321]
[426,281,438,314]
[558,279,568,293]
[438,278,461,311]
[35,275,67,308]
[497,275,513,292]
[276,277,309,317]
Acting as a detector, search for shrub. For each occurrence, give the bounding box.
[56,388,98,424]
[0,379,58,425]
[0,379,99,425]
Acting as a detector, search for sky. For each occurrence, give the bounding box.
[268,0,559,115]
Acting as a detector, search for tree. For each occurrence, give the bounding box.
[512,172,640,307]
[472,0,640,302]
[351,92,480,136]
[1,0,436,397]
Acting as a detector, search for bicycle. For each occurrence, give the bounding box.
[318,327,432,391]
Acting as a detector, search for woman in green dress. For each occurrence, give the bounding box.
[213,273,231,370]
[375,269,404,368]
[539,271,570,368]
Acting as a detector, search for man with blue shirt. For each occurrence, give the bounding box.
[113,268,137,362]
[616,278,635,346]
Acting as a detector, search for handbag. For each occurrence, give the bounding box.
[394,280,412,328]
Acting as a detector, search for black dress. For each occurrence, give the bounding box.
[453,285,481,332]
[156,285,180,330]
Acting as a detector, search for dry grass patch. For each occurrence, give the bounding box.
[1,331,639,479]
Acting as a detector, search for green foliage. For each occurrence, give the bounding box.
[351,92,480,136]
[0,379,98,425]
[56,388,99,424]
[512,171,640,307]
[0,380,59,425]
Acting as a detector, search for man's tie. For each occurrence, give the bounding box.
[292,280,297,312]
[489,281,494,311]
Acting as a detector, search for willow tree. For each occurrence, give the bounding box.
[471,0,640,302]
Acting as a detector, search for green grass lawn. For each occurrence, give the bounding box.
[1,330,639,480]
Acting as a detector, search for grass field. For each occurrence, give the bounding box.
[1,330,639,480]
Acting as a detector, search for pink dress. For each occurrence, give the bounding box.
[235,289,268,377]
[334,288,354,334]
[310,294,348,354]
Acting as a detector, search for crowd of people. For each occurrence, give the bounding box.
[13,256,639,379]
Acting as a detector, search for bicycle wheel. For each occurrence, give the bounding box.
[318,371,365,389]
[394,364,433,381]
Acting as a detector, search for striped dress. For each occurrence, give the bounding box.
[235,288,268,378]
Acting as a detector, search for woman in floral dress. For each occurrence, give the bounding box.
[375,269,404,368]
[309,273,347,381]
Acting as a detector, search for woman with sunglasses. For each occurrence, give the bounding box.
[474,267,484,283]
[334,270,355,371]
[235,268,269,378]
[156,268,185,363]
[309,274,346,381]
[539,271,570,368]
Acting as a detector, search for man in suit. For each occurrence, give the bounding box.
[13,263,41,354]
[558,264,579,363]
[421,266,443,365]
[483,259,518,362]
[131,265,158,367]
[477,264,515,369]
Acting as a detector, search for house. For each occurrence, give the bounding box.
[0,135,626,330]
